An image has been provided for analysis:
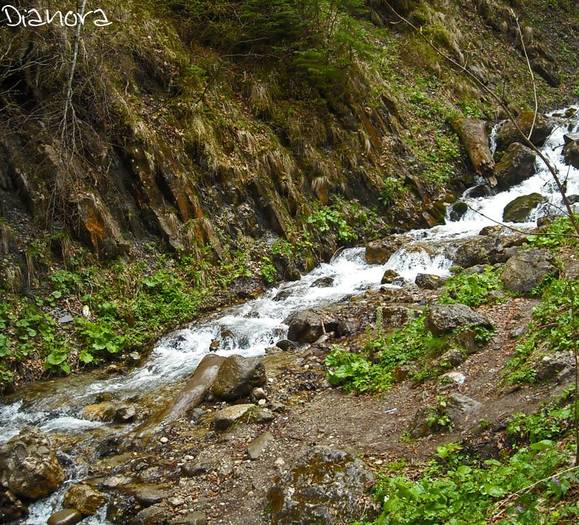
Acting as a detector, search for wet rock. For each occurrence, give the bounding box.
[311,277,334,288]
[268,446,374,525]
[426,304,493,336]
[495,113,554,151]
[211,355,266,401]
[464,184,493,199]
[213,404,254,431]
[64,483,107,516]
[534,351,575,383]
[276,339,297,351]
[365,236,402,265]
[452,118,495,177]
[47,509,83,525]
[136,354,225,437]
[247,432,274,459]
[284,309,339,344]
[82,401,137,423]
[448,201,468,221]
[273,290,292,302]
[0,489,26,522]
[503,193,546,223]
[563,133,579,169]
[501,248,557,295]
[381,269,400,284]
[415,273,444,290]
[493,143,537,190]
[0,428,65,500]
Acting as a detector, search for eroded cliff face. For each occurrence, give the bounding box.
[0,0,576,388]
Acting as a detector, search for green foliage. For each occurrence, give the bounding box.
[440,266,503,307]
[380,177,408,207]
[326,315,447,393]
[260,257,278,284]
[371,440,577,525]
[306,206,357,243]
[507,390,574,446]
[425,395,452,431]
[505,278,578,384]
[526,215,579,249]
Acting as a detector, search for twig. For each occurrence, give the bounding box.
[511,9,537,142]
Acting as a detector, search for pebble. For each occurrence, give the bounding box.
[160,437,169,444]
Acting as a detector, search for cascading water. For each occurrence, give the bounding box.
[1,106,577,524]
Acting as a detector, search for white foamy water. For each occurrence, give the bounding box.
[1,105,577,523]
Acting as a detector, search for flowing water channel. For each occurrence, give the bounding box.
[1,106,578,523]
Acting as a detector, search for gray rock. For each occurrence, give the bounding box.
[253,407,275,423]
[268,447,374,525]
[503,193,546,223]
[501,248,557,295]
[447,393,482,427]
[415,273,444,290]
[0,428,65,501]
[131,504,167,525]
[172,511,207,525]
[494,142,537,190]
[535,351,575,383]
[213,404,254,431]
[284,309,339,344]
[311,277,334,288]
[426,304,492,335]
[211,355,266,401]
[464,184,493,199]
[47,509,83,525]
[247,432,274,460]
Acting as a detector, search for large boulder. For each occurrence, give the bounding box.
[365,236,403,265]
[0,428,65,500]
[213,404,254,431]
[268,447,374,525]
[563,134,579,169]
[284,309,338,344]
[451,230,526,268]
[495,113,554,152]
[494,143,537,190]
[503,193,546,223]
[211,355,266,401]
[426,304,493,336]
[415,273,444,290]
[448,201,468,222]
[63,483,107,516]
[501,248,557,295]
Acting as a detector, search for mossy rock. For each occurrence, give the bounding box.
[503,193,546,223]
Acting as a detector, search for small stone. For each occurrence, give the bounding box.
[252,387,267,400]
[257,399,267,406]
[212,404,254,431]
[253,407,275,423]
[169,497,185,507]
[247,432,274,460]
[172,511,207,525]
[160,437,169,444]
[441,372,466,385]
[274,457,285,469]
[58,314,74,324]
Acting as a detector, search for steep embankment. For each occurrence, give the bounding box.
[0,0,577,389]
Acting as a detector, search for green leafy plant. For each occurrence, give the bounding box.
[260,257,278,284]
[306,207,357,243]
[440,266,503,307]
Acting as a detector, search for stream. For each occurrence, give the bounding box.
[1,106,578,524]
